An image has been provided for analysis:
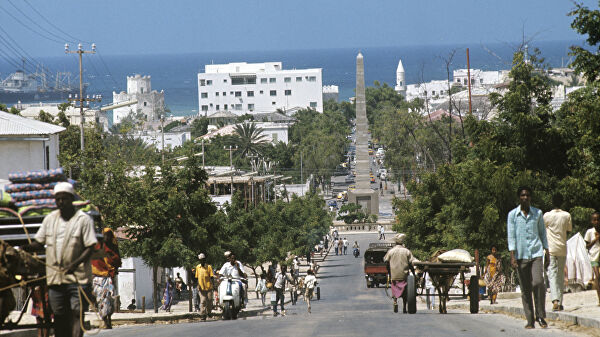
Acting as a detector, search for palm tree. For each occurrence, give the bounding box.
[232,122,269,157]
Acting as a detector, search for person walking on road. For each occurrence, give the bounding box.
[384,233,416,314]
[543,193,571,312]
[23,182,98,337]
[273,265,293,316]
[91,227,121,329]
[507,186,549,329]
[379,225,386,240]
[304,269,318,313]
[343,238,349,255]
[483,246,504,305]
[333,238,339,255]
[585,212,600,306]
[256,273,268,306]
[338,239,343,256]
[195,253,214,320]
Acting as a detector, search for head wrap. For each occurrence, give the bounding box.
[393,233,406,245]
[224,251,231,258]
[198,253,206,260]
[53,182,75,196]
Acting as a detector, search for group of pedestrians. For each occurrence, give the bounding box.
[333,237,350,255]
[507,186,600,329]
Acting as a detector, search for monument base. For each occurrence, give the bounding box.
[348,189,379,216]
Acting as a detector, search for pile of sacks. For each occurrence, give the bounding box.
[0,168,91,217]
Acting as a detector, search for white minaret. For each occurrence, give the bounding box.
[395,59,406,97]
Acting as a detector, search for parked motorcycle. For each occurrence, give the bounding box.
[353,247,360,258]
[218,276,245,320]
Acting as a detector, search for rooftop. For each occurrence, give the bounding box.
[0,111,65,136]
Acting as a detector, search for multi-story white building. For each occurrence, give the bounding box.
[452,69,509,88]
[113,74,165,125]
[197,62,323,116]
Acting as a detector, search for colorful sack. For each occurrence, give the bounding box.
[10,190,54,201]
[14,199,56,208]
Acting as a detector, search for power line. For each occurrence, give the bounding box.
[6,0,74,44]
[22,0,89,43]
[96,52,119,88]
[0,3,64,44]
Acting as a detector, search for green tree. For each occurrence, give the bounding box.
[191,117,209,138]
[569,2,600,82]
[232,122,268,157]
[36,110,55,124]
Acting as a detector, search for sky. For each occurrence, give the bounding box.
[0,0,597,57]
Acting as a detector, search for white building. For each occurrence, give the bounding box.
[394,59,406,97]
[113,75,165,125]
[323,85,339,102]
[116,257,163,310]
[136,130,191,151]
[197,62,323,116]
[452,69,509,88]
[0,111,64,179]
[16,103,108,131]
[405,80,451,103]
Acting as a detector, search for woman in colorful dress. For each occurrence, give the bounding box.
[484,245,504,304]
[91,228,122,329]
[161,277,175,312]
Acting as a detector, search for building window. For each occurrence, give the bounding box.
[248,104,254,111]
[310,102,317,108]
[230,91,233,95]
[285,89,291,96]
[480,78,483,84]
[270,90,277,96]
[201,105,208,111]
[307,76,317,82]
[247,91,254,97]
[224,104,228,110]
[261,78,267,84]
[259,90,264,94]
[272,102,276,105]
[269,78,276,83]
[207,80,212,85]
[216,105,220,110]
[272,133,278,142]
[216,92,219,96]
[235,91,242,97]
[234,104,242,110]
[209,103,213,107]
[199,79,206,86]
[223,79,227,83]
[284,77,291,83]
[201,92,208,98]
[296,76,302,82]
[143,102,147,106]
[432,91,436,96]
[223,92,226,96]
[457,79,461,83]
[45,145,50,170]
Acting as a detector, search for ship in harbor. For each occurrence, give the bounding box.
[0,67,85,104]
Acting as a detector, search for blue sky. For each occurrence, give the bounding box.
[0,0,595,57]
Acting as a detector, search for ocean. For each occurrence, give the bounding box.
[0,40,583,117]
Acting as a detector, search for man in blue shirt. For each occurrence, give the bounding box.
[507,186,549,329]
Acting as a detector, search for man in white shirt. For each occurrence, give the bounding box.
[585,212,600,306]
[217,251,247,307]
[343,238,349,255]
[543,194,572,312]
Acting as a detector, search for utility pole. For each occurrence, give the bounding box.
[224,146,237,194]
[201,139,205,168]
[161,114,165,164]
[300,151,303,183]
[66,43,100,154]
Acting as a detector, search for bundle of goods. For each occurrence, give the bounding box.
[0,168,85,217]
[437,249,474,263]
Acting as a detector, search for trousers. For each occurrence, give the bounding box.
[548,255,566,304]
[517,257,546,324]
[198,288,213,316]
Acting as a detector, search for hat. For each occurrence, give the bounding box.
[224,251,231,258]
[393,233,406,244]
[198,253,206,260]
[53,182,75,196]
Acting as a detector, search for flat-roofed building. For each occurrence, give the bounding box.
[198,62,323,116]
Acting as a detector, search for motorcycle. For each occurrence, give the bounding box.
[218,276,245,320]
[353,247,360,258]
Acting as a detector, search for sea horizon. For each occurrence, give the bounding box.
[0,39,587,117]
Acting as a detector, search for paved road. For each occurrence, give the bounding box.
[99,233,579,337]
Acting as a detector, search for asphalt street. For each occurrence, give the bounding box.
[98,233,580,337]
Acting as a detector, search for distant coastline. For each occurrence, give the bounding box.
[0,39,585,116]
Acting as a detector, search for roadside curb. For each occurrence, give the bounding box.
[448,303,600,329]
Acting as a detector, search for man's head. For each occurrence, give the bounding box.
[517,186,532,209]
[53,182,75,211]
[552,193,563,209]
[393,233,406,245]
[591,212,600,229]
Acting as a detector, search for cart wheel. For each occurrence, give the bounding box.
[469,275,479,314]
[407,274,417,314]
[366,281,371,288]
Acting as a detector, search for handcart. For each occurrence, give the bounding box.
[407,261,479,314]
